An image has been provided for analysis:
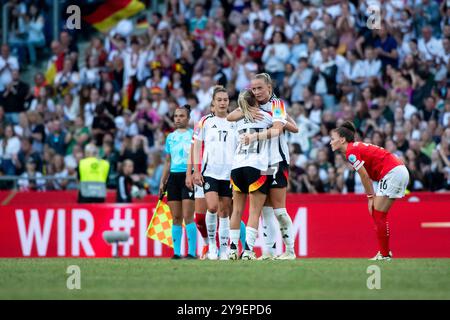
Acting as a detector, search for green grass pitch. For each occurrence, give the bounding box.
[0,258,449,299]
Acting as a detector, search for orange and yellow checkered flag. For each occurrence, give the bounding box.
[147,196,173,248]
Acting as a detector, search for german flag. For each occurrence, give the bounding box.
[83,0,145,33]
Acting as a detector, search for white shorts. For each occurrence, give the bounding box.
[376,165,410,199]
[194,184,205,199]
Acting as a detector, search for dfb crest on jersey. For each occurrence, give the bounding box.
[204,182,210,190]
[348,154,357,163]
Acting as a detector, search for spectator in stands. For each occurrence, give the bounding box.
[0,44,20,99]
[0,124,21,175]
[91,103,116,146]
[1,69,30,122]
[18,157,45,191]
[45,118,71,156]
[15,136,42,175]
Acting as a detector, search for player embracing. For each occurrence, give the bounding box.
[192,86,235,260]
[228,73,299,260]
[330,121,410,261]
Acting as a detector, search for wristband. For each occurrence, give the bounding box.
[367,194,374,199]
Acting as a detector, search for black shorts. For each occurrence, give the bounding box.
[230,167,269,195]
[203,176,232,198]
[267,161,289,189]
[166,172,194,201]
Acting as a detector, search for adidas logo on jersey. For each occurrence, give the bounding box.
[272,180,278,185]
[212,124,217,128]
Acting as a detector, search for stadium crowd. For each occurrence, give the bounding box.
[0,0,449,194]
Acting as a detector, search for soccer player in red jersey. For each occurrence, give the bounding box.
[330,121,410,261]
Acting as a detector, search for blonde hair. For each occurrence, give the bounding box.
[252,73,273,96]
[238,90,258,122]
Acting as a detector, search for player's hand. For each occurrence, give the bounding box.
[368,198,374,216]
[159,183,166,199]
[193,172,204,186]
[240,133,257,145]
[249,107,264,121]
[185,173,193,190]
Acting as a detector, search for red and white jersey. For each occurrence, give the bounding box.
[346,142,403,181]
[232,110,272,172]
[194,114,236,180]
[260,96,290,165]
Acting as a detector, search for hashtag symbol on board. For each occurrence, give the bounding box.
[109,209,135,256]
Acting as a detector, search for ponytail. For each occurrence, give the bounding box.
[238,90,258,122]
[333,121,356,142]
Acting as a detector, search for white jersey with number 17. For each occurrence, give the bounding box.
[194,115,236,180]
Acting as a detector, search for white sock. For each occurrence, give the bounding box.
[229,229,240,251]
[274,208,294,254]
[219,217,230,254]
[245,226,258,251]
[262,206,277,255]
[205,211,217,250]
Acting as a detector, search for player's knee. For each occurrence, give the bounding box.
[207,205,219,214]
[173,216,183,225]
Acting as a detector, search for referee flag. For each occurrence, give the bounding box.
[147,198,173,248]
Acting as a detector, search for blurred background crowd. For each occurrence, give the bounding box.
[0,0,449,194]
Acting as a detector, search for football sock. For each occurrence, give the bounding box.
[185,222,197,257]
[219,217,230,254]
[194,212,208,244]
[372,209,390,257]
[172,224,182,256]
[274,208,295,254]
[245,226,258,251]
[262,206,277,256]
[205,211,218,248]
[230,229,240,250]
[239,220,246,247]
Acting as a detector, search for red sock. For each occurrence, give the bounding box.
[194,213,208,240]
[372,209,390,256]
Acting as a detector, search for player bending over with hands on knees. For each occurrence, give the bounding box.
[330,121,410,261]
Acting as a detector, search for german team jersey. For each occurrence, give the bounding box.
[232,110,272,172]
[191,114,212,170]
[193,114,236,180]
[346,142,403,181]
[259,95,290,165]
[165,128,193,173]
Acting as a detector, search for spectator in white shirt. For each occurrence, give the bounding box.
[343,50,365,86]
[80,55,101,88]
[418,25,444,63]
[396,92,418,121]
[0,44,19,92]
[195,75,214,114]
[0,124,21,175]
[264,10,295,42]
[362,47,382,80]
[54,58,80,97]
[288,57,313,103]
[262,31,290,89]
[83,87,101,127]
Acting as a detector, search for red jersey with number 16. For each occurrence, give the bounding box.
[345,142,403,181]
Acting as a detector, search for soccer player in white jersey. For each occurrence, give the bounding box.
[228,73,298,260]
[227,89,274,260]
[187,109,213,259]
[192,86,235,260]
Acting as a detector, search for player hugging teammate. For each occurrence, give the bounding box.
[163,73,301,260]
